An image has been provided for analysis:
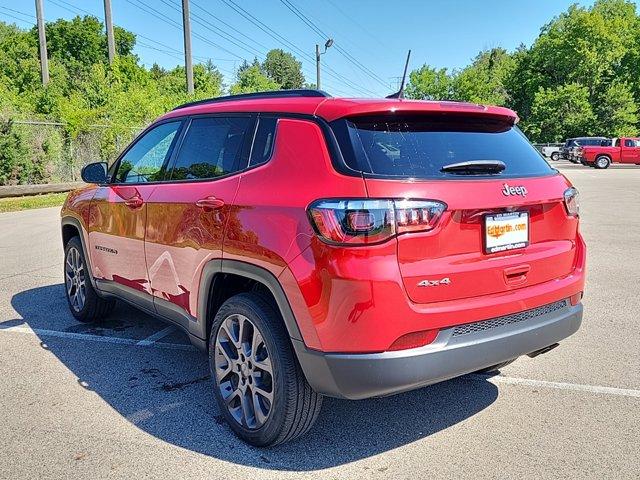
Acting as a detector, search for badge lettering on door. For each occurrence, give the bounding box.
[417,277,451,287]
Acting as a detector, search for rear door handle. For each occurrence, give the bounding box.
[124,195,144,209]
[195,196,225,210]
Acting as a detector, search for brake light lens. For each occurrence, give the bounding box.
[563,187,580,217]
[308,199,446,245]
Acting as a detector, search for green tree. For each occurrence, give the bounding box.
[453,48,515,105]
[262,49,304,89]
[405,65,453,100]
[506,0,639,124]
[525,84,596,142]
[230,65,280,94]
[594,81,638,137]
[39,16,135,75]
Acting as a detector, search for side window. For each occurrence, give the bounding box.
[625,139,635,147]
[170,116,252,180]
[249,117,278,167]
[115,122,181,183]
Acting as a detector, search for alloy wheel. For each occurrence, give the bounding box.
[214,314,274,429]
[65,246,86,312]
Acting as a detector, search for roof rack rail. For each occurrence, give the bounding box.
[172,89,331,111]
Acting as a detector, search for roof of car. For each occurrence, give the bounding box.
[159,90,519,124]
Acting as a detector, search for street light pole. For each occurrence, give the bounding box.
[315,39,333,91]
[315,44,321,90]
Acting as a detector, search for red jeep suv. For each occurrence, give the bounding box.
[61,90,585,446]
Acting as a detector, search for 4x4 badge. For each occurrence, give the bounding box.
[417,277,451,287]
[502,183,528,196]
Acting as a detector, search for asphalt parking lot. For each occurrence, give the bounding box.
[1,162,639,480]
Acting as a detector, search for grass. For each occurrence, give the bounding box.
[0,192,68,213]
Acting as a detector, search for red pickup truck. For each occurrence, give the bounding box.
[578,137,640,169]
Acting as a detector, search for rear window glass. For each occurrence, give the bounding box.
[332,115,554,179]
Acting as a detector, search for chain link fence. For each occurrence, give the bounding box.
[1,120,141,186]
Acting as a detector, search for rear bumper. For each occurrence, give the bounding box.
[295,300,582,400]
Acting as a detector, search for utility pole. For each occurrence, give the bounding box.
[104,0,116,64]
[182,0,194,94]
[35,0,49,85]
[315,44,321,90]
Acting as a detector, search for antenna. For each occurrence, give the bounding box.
[386,50,411,99]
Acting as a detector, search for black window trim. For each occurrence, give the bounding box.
[108,113,258,186]
[108,118,186,185]
[163,112,256,184]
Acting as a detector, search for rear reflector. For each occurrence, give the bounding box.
[569,292,583,305]
[387,329,439,351]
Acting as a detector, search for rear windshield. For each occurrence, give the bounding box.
[331,115,554,179]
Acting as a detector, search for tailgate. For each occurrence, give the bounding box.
[365,174,579,304]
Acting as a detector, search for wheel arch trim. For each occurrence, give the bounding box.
[196,259,304,344]
[61,216,98,290]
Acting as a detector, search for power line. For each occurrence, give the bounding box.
[219,0,375,96]
[51,0,233,64]
[157,0,265,59]
[0,5,34,20]
[0,11,33,26]
[125,0,247,61]
[279,0,389,91]
[324,0,387,50]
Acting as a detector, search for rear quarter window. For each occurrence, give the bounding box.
[331,114,554,179]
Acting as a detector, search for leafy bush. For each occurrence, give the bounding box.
[0,120,30,185]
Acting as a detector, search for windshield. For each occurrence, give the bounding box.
[331,114,554,179]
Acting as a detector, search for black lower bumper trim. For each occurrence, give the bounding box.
[294,302,583,400]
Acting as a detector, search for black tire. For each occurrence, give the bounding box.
[550,152,560,161]
[209,293,322,447]
[594,155,611,169]
[64,236,115,322]
[474,359,516,374]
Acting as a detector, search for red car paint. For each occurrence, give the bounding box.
[61,94,585,355]
[579,137,640,166]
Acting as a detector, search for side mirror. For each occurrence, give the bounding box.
[81,162,108,184]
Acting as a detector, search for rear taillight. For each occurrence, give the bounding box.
[308,198,446,245]
[563,187,580,217]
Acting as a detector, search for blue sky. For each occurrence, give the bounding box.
[0,0,595,97]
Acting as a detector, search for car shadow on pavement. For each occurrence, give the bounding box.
[8,284,499,471]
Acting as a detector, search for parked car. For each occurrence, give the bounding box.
[541,144,562,161]
[61,90,586,446]
[562,137,610,163]
[577,137,640,168]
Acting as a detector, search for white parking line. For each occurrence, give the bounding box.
[1,325,639,398]
[136,326,175,346]
[469,374,640,399]
[0,325,196,351]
